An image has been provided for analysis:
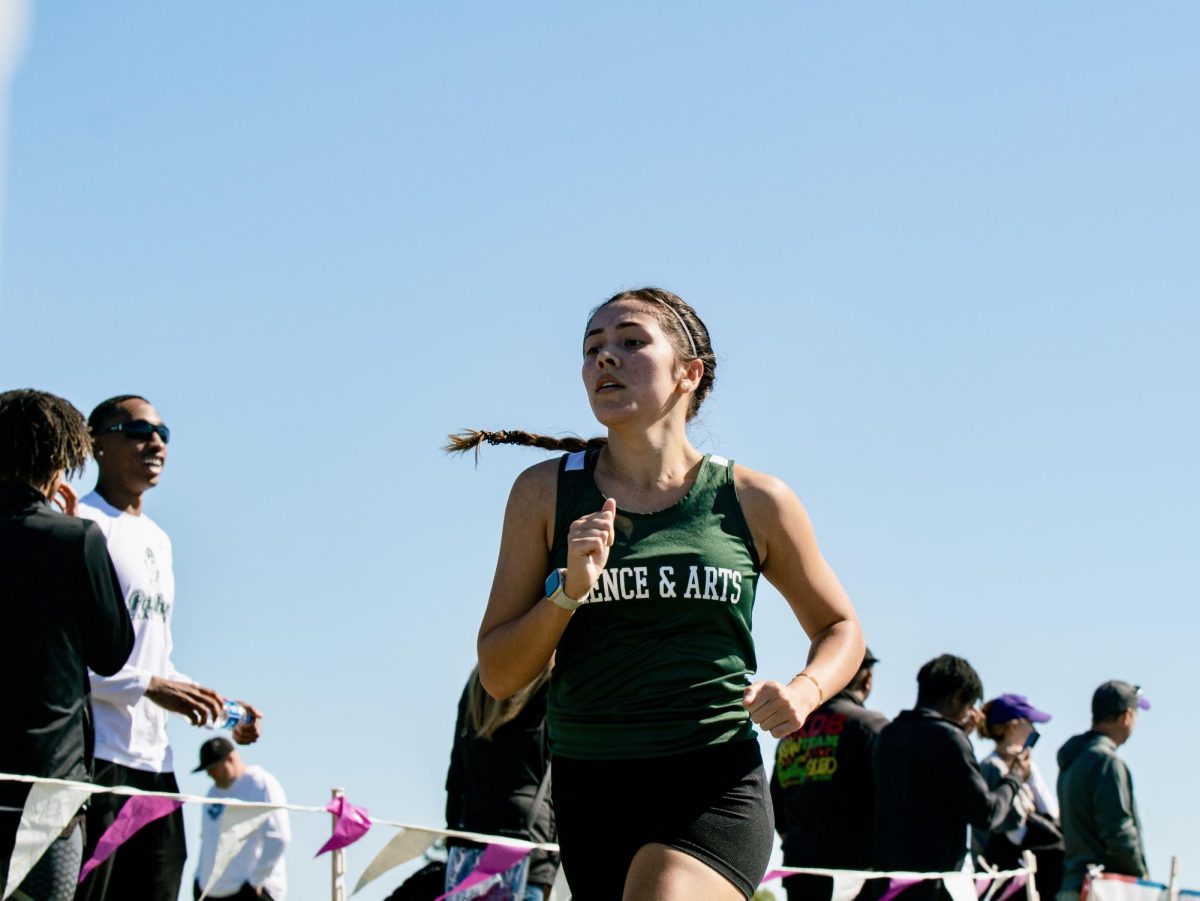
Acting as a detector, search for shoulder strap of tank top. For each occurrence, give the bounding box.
[709,453,763,570]
[551,449,600,555]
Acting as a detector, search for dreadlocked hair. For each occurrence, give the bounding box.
[0,389,92,490]
[444,429,608,460]
[592,286,717,420]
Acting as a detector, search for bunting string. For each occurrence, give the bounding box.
[2,771,1044,900]
[760,865,1033,882]
[0,772,556,851]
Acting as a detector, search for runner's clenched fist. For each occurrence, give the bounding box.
[743,676,821,738]
[564,497,617,600]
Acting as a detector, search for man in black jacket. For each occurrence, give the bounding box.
[0,390,135,897]
[771,648,888,901]
[1056,681,1150,900]
[873,654,1029,901]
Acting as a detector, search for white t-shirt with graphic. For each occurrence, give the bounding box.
[197,766,290,900]
[78,492,189,773]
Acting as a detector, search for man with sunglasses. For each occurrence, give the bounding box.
[75,395,263,901]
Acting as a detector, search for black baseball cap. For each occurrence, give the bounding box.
[192,737,235,773]
[1092,681,1151,721]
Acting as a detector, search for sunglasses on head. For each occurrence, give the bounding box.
[94,420,171,444]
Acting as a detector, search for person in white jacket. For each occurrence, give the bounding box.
[193,739,290,900]
[74,395,263,901]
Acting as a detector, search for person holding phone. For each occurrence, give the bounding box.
[452,287,865,901]
[974,695,1063,897]
[0,389,134,900]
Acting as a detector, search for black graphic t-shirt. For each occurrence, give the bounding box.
[770,690,890,867]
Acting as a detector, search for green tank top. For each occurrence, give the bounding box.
[547,449,762,760]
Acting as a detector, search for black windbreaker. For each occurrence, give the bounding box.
[873,707,1021,884]
[0,481,133,863]
[0,481,133,781]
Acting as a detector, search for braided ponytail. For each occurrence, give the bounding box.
[445,287,716,461]
[445,429,607,461]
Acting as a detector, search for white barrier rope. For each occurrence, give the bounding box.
[764,865,1032,881]
[0,772,558,852]
[0,773,1037,886]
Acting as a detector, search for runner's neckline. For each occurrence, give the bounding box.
[590,452,716,518]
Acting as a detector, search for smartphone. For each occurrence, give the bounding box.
[1023,730,1041,749]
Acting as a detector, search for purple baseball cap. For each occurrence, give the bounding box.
[985,693,1052,727]
[1092,681,1151,720]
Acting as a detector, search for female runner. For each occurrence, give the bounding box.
[450,287,865,901]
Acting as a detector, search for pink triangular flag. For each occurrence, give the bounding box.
[879,878,923,901]
[79,796,184,883]
[315,796,371,856]
[761,870,791,884]
[435,844,530,900]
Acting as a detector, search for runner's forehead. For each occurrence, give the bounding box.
[584,301,660,340]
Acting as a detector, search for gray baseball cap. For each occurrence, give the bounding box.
[1092,681,1151,720]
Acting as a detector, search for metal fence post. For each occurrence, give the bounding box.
[331,787,346,901]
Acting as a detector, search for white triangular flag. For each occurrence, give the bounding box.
[944,873,978,901]
[4,783,93,899]
[197,807,275,901]
[352,827,438,895]
[831,873,870,901]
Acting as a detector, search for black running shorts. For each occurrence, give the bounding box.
[552,739,773,900]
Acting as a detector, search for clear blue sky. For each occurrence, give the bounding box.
[1,4,1197,898]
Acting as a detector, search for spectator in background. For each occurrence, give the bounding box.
[75,395,263,901]
[193,738,290,901]
[445,665,557,901]
[872,654,1029,901]
[973,694,1063,898]
[770,648,888,901]
[0,389,134,900]
[1056,681,1150,900]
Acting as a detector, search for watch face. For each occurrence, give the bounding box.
[544,569,562,597]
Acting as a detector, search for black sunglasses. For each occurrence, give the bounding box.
[94,420,171,444]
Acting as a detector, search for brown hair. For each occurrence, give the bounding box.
[0,389,92,491]
[445,287,716,457]
[465,663,551,740]
[977,700,1008,740]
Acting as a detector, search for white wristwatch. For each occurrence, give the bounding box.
[544,568,585,611]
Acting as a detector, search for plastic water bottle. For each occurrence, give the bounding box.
[205,700,254,730]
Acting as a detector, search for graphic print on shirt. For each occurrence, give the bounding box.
[775,711,848,786]
[144,547,161,586]
[581,563,748,605]
[128,547,170,621]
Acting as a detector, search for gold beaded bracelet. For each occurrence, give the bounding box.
[796,671,824,704]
